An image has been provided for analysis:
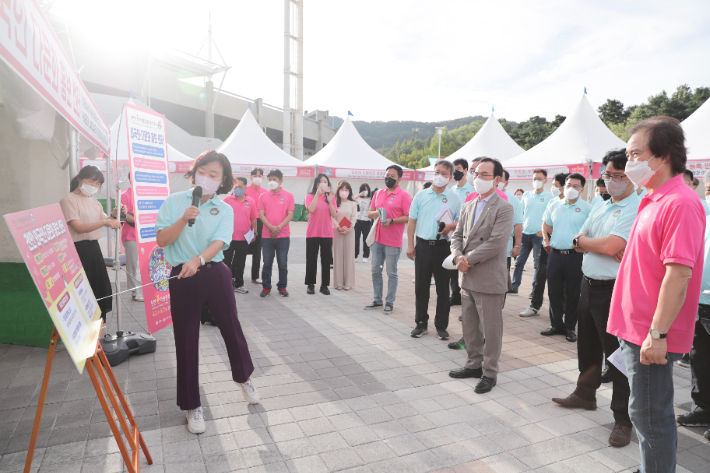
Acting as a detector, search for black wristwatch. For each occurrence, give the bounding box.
[572,236,580,248]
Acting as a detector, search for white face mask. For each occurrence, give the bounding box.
[473,178,495,195]
[564,187,579,201]
[625,156,662,187]
[551,187,561,198]
[79,182,99,196]
[706,195,710,206]
[339,191,349,200]
[516,194,523,200]
[466,172,476,186]
[497,182,506,190]
[533,180,544,190]
[195,174,221,195]
[268,180,279,191]
[432,174,449,188]
[252,177,262,186]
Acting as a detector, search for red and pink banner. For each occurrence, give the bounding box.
[687,160,710,178]
[503,164,590,181]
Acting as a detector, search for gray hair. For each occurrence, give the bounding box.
[704,170,710,182]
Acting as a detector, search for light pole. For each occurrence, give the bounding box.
[435,127,443,160]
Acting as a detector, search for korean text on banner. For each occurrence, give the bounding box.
[0,0,110,154]
[125,104,173,333]
[3,205,102,373]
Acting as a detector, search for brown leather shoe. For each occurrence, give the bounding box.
[608,424,632,447]
[551,393,597,410]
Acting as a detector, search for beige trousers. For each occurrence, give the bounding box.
[462,289,505,379]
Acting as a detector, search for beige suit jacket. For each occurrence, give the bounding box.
[450,192,514,295]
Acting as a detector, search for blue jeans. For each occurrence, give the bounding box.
[370,242,401,305]
[261,237,290,290]
[619,338,682,473]
[511,233,542,291]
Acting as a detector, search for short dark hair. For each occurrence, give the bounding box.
[359,183,371,194]
[310,173,332,195]
[566,172,586,188]
[479,157,503,178]
[435,160,454,174]
[683,169,694,181]
[236,177,248,186]
[386,164,403,178]
[336,181,354,206]
[267,169,283,180]
[515,188,525,195]
[503,170,510,182]
[452,158,468,171]
[553,173,568,187]
[533,168,547,177]
[693,178,699,187]
[629,116,687,175]
[185,150,234,194]
[70,165,105,192]
[422,181,433,189]
[602,148,628,172]
[596,178,606,187]
[251,167,264,176]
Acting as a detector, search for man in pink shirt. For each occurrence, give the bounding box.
[364,165,412,313]
[223,177,258,294]
[120,177,142,301]
[258,169,295,297]
[607,116,705,472]
[246,168,267,284]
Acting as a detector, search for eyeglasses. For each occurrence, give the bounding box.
[471,172,494,179]
[434,171,451,178]
[602,174,627,182]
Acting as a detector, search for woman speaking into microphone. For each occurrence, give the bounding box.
[155,150,259,435]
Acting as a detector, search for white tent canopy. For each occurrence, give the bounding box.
[503,94,626,187]
[416,112,524,180]
[683,98,710,169]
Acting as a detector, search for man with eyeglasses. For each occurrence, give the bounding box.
[407,160,460,340]
[551,149,640,448]
[541,173,592,342]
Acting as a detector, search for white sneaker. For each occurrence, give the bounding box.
[430,277,435,286]
[132,294,144,302]
[186,407,205,434]
[234,286,249,294]
[238,379,260,404]
[252,278,262,284]
[363,257,368,263]
[519,307,539,317]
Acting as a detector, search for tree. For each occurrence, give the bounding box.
[551,115,566,129]
[598,99,629,125]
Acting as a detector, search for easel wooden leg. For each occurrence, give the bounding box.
[23,329,60,473]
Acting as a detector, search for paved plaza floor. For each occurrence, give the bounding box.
[1,222,709,472]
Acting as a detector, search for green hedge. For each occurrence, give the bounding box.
[0,263,54,348]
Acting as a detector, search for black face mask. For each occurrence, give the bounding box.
[601,193,612,201]
[453,170,464,181]
[385,177,397,189]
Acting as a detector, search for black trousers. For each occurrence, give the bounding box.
[305,237,332,286]
[546,250,583,332]
[223,240,250,288]
[414,239,451,330]
[691,305,710,412]
[249,220,263,281]
[574,280,631,427]
[531,245,548,309]
[354,220,372,259]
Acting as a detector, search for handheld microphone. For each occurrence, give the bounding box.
[436,221,446,240]
[189,186,202,227]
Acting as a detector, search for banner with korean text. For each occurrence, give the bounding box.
[3,205,102,373]
[125,104,172,333]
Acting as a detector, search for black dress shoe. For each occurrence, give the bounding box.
[474,376,496,393]
[507,289,518,294]
[448,337,465,350]
[448,367,482,379]
[566,331,577,342]
[449,294,461,306]
[541,327,562,336]
[320,285,330,295]
[306,284,315,294]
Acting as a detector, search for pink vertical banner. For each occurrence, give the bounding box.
[125,104,173,332]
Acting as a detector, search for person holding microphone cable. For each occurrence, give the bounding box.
[155,150,259,435]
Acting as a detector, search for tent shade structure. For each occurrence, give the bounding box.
[683,98,710,178]
[502,94,627,184]
[415,112,524,182]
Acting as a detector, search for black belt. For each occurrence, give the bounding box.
[552,248,575,255]
[584,276,616,287]
[416,237,449,246]
[172,261,223,272]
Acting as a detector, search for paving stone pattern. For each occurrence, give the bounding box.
[1,223,708,472]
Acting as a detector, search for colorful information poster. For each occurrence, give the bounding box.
[4,205,102,373]
[125,104,173,333]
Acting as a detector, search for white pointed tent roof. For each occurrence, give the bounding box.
[502,94,627,179]
[304,116,412,180]
[217,109,313,177]
[683,98,710,162]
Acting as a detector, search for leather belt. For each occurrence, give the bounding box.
[552,248,574,255]
[416,237,449,246]
[584,276,615,287]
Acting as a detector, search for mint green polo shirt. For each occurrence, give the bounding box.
[700,216,710,306]
[409,187,460,240]
[155,189,234,267]
[579,192,640,280]
[450,181,474,213]
[543,198,592,250]
[521,189,554,235]
[505,189,524,254]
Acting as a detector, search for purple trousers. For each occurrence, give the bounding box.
[169,261,254,410]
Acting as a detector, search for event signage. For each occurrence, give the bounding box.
[320,167,415,181]
[687,160,710,178]
[505,165,587,181]
[0,0,110,154]
[3,204,102,373]
[125,104,172,333]
[230,164,314,178]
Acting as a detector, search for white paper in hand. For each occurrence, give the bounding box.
[607,348,627,378]
[244,229,255,244]
[442,254,458,270]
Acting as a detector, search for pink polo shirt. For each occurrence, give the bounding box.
[370,187,412,248]
[305,194,337,238]
[223,195,258,241]
[607,175,706,354]
[245,184,267,203]
[120,188,137,242]
[258,188,295,238]
[465,188,508,203]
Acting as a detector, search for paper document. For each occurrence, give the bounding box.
[244,229,255,244]
[607,348,628,378]
[442,254,458,270]
[436,207,454,239]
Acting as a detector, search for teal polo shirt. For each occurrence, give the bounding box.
[521,189,554,235]
[505,189,524,254]
[580,193,641,280]
[450,181,474,212]
[409,187,460,240]
[700,216,710,305]
[155,189,234,267]
[697,193,710,216]
[543,198,592,250]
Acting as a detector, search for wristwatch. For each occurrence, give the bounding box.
[649,328,667,340]
[197,254,205,266]
[572,237,580,248]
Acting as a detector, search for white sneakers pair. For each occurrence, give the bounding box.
[186,379,260,434]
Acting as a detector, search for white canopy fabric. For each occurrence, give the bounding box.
[683,99,710,173]
[503,94,626,184]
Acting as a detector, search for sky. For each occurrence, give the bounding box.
[52,0,710,123]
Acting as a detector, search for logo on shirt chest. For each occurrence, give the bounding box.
[390,196,395,201]
[575,207,581,212]
[613,210,621,218]
[279,197,284,203]
[210,208,219,215]
[442,198,448,203]
[245,201,250,206]
[540,198,545,202]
